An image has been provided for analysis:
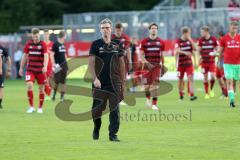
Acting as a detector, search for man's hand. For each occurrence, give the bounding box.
[19,68,23,77]
[184,51,192,56]
[93,77,101,88]
[42,66,47,73]
[146,62,154,70]
[0,69,2,75]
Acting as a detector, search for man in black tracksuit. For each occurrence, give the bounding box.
[88,18,125,142]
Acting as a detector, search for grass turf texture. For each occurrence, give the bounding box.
[0,79,240,160]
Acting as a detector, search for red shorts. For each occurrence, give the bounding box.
[25,71,47,85]
[143,66,161,85]
[177,66,194,79]
[216,67,225,79]
[201,64,216,74]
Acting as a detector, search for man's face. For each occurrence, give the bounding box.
[62,34,66,42]
[100,23,112,38]
[200,29,207,37]
[149,25,158,36]
[230,24,238,34]
[44,32,50,41]
[32,33,40,42]
[115,27,123,37]
[183,30,191,39]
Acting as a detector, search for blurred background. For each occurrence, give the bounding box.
[1,0,240,79]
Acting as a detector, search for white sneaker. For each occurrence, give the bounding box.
[120,101,127,106]
[37,108,43,114]
[146,99,151,109]
[151,105,159,111]
[26,107,35,113]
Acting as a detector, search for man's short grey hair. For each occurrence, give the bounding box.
[99,18,113,28]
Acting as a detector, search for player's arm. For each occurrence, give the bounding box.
[0,55,2,75]
[192,50,198,68]
[174,46,180,68]
[50,51,56,66]
[217,46,224,58]
[42,53,48,73]
[175,47,191,56]
[42,43,48,73]
[119,55,126,95]
[119,56,126,82]
[126,47,132,71]
[189,37,197,51]
[19,53,28,76]
[3,48,12,77]
[196,42,202,65]
[5,56,11,78]
[88,55,101,88]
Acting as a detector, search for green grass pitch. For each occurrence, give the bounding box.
[0,79,240,160]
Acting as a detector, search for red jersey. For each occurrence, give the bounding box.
[111,33,131,49]
[46,41,53,72]
[198,36,218,66]
[24,40,47,74]
[220,33,240,64]
[175,38,193,68]
[140,37,165,65]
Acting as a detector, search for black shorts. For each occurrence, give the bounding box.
[0,74,5,88]
[54,64,68,84]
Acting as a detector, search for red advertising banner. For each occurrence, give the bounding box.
[65,40,176,57]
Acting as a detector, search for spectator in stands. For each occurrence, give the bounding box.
[228,0,240,8]
[189,0,197,9]
[14,45,23,79]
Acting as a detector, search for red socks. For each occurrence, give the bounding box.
[39,93,45,108]
[152,97,158,105]
[210,79,215,90]
[204,81,209,94]
[44,84,52,96]
[27,90,33,107]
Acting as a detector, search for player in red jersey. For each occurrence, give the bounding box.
[129,37,147,92]
[19,28,48,113]
[112,23,132,74]
[197,26,219,99]
[174,27,197,101]
[43,29,53,100]
[218,21,240,107]
[215,31,228,98]
[140,23,165,111]
[112,23,132,105]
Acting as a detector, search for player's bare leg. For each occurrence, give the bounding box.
[52,83,58,101]
[226,79,235,107]
[37,84,45,113]
[209,72,215,98]
[151,81,159,111]
[145,85,151,108]
[233,80,237,93]
[26,82,35,113]
[188,75,197,101]
[218,77,228,99]
[44,77,52,101]
[178,78,184,100]
[203,73,210,99]
[60,83,66,102]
